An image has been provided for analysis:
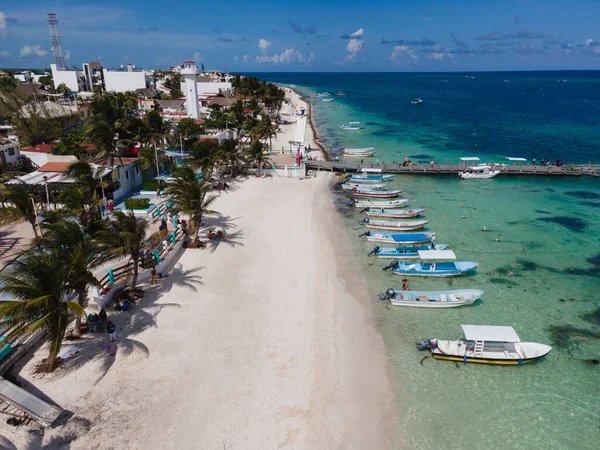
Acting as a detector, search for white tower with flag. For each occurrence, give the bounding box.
[182,60,199,119]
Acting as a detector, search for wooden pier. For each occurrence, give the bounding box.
[305,161,596,177]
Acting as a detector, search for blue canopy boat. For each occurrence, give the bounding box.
[361,231,435,245]
[391,250,478,277]
[371,243,448,259]
[378,289,484,308]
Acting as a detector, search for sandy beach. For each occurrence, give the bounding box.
[1,172,397,449]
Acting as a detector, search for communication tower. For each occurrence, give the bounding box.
[47,13,66,71]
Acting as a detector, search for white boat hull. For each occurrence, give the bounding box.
[342,183,385,190]
[365,220,428,231]
[431,341,552,364]
[365,208,425,218]
[388,289,483,307]
[354,199,408,208]
[459,170,501,179]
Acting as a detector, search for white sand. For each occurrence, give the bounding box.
[1,173,397,449]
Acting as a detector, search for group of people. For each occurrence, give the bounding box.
[140,249,155,269]
[100,200,115,217]
[538,158,563,166]
[207,229,225,241]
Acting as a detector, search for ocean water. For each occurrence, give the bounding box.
[254,72,600,449]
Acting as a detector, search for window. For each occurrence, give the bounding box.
[8,148,15,156]
[125,170,129,180]
[135,165,139,174]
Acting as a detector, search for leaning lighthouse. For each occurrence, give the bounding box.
[182,60,199,119]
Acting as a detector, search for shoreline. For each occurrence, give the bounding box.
[1,173,398,449]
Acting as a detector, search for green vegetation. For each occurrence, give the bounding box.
[142,179,166,192]
[52,133,88,157]
[123,197,151,210]
[163,73,183,99]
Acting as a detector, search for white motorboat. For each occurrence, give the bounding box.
[418,325,552,365]
[361,231,434,244]
[343,147,375,154]
[379,289,483,307]
[411,98,423,104]
[352,189,402,198]
[322,98,333,102]
[364,208,425,218]
[341,125,363,130]
[335,91,346,96]
[459,165,500,179]
[349,168,393,183]
[344,151,375,157]
[362,218,428,231]
[353,198,408,208]
[342,182,386,191]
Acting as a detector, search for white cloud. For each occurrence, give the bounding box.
[19,45,47,58]
[243,54,249,63]
[256,48,307,64]
[64,49,71,60]
[344,28,364,62]
[258,39,271,51]
[0,12,8,37]
[193,51,203,62]
[0,50,10,57]
[390,45,417,62]
[233,55,239,64]
[426,45,455,60]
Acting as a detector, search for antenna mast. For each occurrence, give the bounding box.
[47,13,66,70]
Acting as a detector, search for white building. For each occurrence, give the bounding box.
[179,79,233,96]
[50,62,149,93]
[181,60,200,120]
[0,136,20,164]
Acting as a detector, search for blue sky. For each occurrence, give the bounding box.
[1,0,600,71]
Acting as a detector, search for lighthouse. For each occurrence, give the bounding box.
[182,60,199,119]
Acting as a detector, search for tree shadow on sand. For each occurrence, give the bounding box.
[202,215,240,234]
[32,265,204,384]
[205,230,245,253]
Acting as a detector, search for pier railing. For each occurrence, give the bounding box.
[305,161,584,177]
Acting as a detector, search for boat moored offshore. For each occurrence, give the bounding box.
[392,250,478,277]
[352,189,402,198]
[342,182,386,190]
[364,208,425,218]
[353,198,409,208]
[379,289,483,307]
[363,218,429,231]
[349,168,393,183]
[418,325,552,365]
[370,243,448,259]
[360,231,435,245]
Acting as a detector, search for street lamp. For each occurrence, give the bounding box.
[42,175,50,206]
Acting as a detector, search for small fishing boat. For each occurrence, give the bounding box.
[363,218,429,231]
[353,198,408,208]
[379,289,483,307]
[341,125,363,130]
[417,325,552,365]
[342,182,386,190]
[322,98,333,102]
[349,121,360,125]
[361,231,434,244]
[343,151,375,157]
[335,91,346,96]
[348,168,392,183]
[392,250,478,277]
[352,189,402,198]
[459,165,500,179]
[364,208,424,218]
[411,98,423,104]
[343,147,375,154]
[370,243,448,259]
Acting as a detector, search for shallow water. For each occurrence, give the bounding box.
[255,72,600,449]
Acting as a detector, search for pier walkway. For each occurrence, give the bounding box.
[306,161,594,177]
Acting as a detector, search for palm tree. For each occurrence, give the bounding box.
[0,249,86,371]
[218,139,246,176]
[0,185,40,238]
[98,211,149,288]
[247,141,274,177]
[166,167,220,241]
[41,220,104,336]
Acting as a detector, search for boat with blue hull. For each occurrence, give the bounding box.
[371,243,448,259]
[348,168,393,183]
[361,231,435,245]
[379,289,483,308]
[391,250,478,277]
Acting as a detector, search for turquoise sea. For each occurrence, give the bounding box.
[254,72,600,449]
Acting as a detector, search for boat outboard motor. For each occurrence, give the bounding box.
[417,339,437,351]
[362,217,370,224]
[358,231,371,237]
[347,199,358,207]
[382,260,399,271]
[368,246,380,256]
[359,207,369,213]
[378,288,396,300]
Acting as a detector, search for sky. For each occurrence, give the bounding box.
[1,0,600,72]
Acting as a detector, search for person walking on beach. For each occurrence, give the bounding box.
[107,321,116,342]
[402,279,409,290]
[108,200,114,214]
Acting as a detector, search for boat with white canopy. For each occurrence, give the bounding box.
[392,250,478,277]
[360,231,435,245]
[458,165,500,179]
[343,150,375,157]
[343,147,375,154]
[459,157,480,164]
[363,218,429,231]
[418,325,552,365]
[379,289,483,307]
[349,168,393,183]
[353,198,409,208]
[364,208,425,218]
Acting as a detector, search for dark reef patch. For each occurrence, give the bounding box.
[535,209,551,214]
[489,277,517,286]
[410,154,433,159]
[536,216,586,232]
[564,190,600,200]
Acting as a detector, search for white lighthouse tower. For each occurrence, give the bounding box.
[182,59,199,119]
